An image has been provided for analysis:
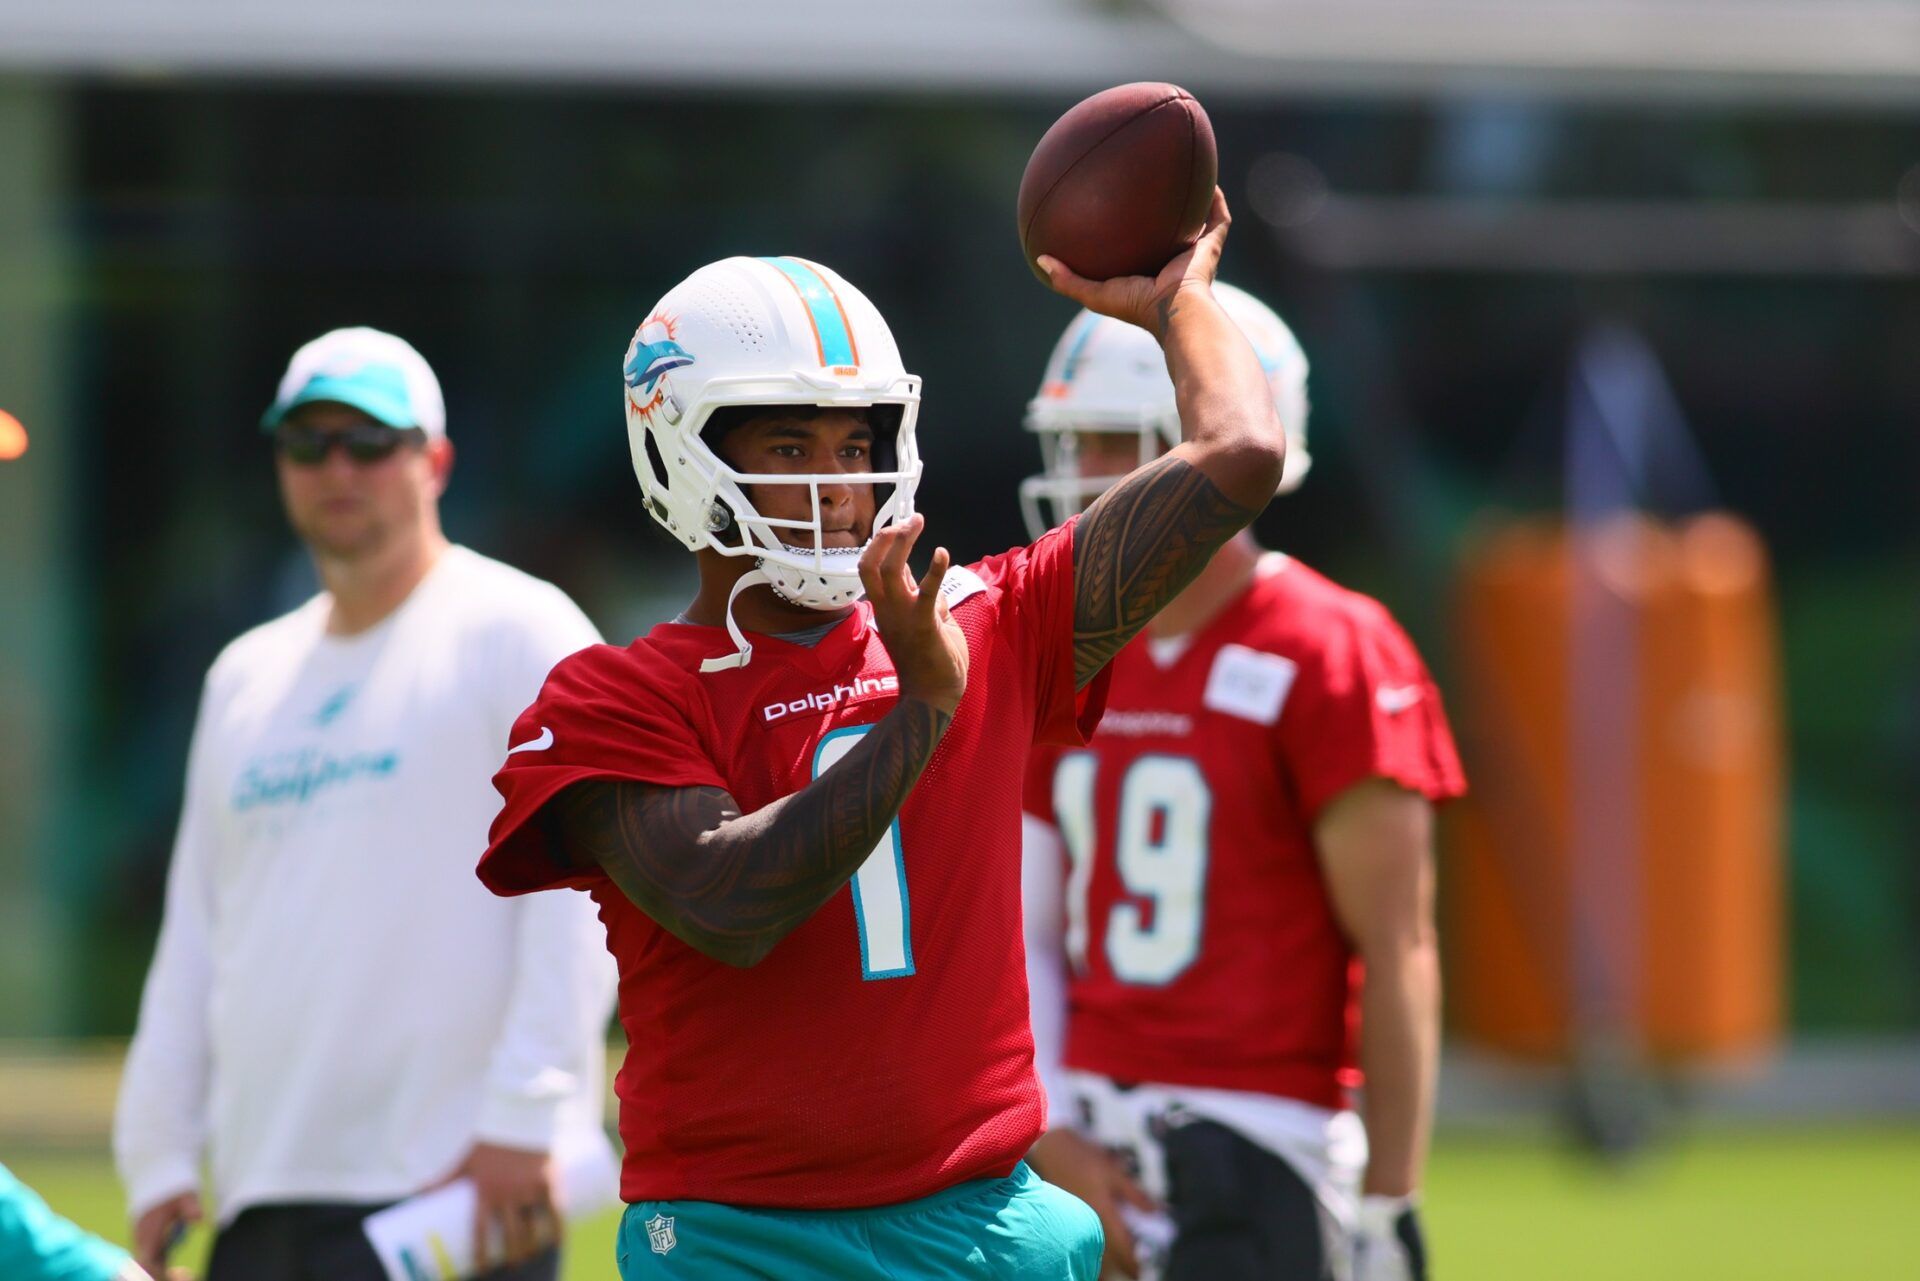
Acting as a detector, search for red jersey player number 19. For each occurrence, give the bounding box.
[1019,288,1465,1281]
[1028,556,1464,1107]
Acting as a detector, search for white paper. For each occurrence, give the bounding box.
[363,1144,621,1281]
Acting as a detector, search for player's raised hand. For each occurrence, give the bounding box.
[1037,187,1230,342]
[860,513,968,717]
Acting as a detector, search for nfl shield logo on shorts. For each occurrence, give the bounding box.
[645,1213,677,1255]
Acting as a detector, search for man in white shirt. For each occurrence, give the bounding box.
[114,327,617,1281]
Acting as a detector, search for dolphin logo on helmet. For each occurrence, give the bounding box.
[625,338,695,395]
[624,313,697,425]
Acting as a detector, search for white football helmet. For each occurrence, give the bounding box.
[622,256,922,666]
[1019,282,1310,540]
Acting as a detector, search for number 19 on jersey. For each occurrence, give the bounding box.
[1052,752,1212,985]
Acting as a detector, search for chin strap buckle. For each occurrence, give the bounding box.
[698,647,751,673]
[698,569,769,674]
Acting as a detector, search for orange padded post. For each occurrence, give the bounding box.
[1446,514,1782,1064]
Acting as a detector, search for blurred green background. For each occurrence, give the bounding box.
[13,1128,1920,1280]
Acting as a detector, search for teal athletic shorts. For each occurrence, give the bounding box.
[0,1162,134,1281]
[615,1162,1101,1280]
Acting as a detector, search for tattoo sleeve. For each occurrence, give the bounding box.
[542,698,951,967]
[1071,453,1257,687]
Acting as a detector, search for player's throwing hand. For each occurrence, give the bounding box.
[859,513,969,716]
[1036,187,1232,342]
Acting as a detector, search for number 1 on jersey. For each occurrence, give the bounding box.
[813,727,915,980]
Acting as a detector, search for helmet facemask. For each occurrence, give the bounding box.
[1018,406,1178,542]
[1018,288,1313,542]
[697,401,919,611]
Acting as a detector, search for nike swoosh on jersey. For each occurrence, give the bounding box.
[507,726,555,754]
[1375,685,1423,715]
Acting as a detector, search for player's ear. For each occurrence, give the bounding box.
[426,436,455,496]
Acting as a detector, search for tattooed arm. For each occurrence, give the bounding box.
[543,515,968,968]
[543,697,948,967]
[1034,189,1288,686]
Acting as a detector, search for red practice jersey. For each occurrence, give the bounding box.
[480,522,1107,1210]
[1025,554,1465,1110]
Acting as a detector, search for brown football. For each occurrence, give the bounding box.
[1017,82,1217,282]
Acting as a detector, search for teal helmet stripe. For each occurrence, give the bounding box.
[760,257,859,368]
[1059,311,1105,383]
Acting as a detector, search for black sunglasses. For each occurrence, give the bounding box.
[274,422,427,465]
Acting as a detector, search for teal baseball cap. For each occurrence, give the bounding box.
[261,326,446,438]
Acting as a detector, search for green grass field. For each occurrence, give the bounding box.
[8,1127,1918,1279]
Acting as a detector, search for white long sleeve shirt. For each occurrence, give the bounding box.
[1020,813,1074,1124]
[114,546,617,1224]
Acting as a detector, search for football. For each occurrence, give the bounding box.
[1017,82,1217,282]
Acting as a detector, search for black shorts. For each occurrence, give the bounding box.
[206,1201,560,1281]
[1161,1119,1347,1281]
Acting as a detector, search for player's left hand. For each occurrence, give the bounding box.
[444,1141,559,1271]
[860,512,969,717]
[1353,1194,1428,1281]
[1036,187,1230,342]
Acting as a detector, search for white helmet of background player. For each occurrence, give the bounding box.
[623,256,923,623]
[1019,282,1309,540]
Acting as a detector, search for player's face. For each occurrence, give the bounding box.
[1071,429,1153,483]
[717,410,877,548]
[274,402,446,561]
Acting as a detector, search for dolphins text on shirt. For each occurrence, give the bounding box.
[231,747,401,811]
[761,675,899,723]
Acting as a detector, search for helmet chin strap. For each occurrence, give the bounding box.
[698,537,872,674]
[698,568,771,673]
